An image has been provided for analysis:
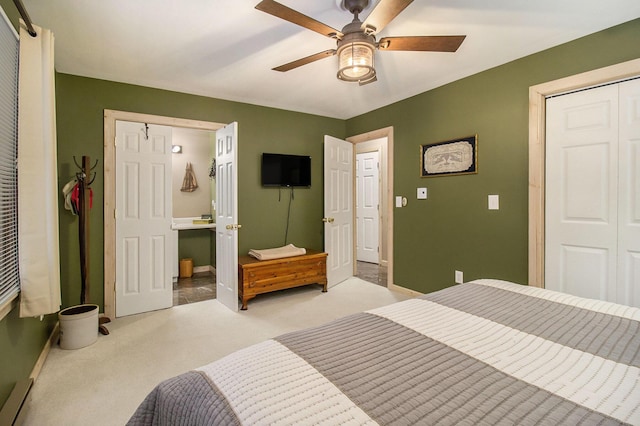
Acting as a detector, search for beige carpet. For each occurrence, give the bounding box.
[22,277,411,426]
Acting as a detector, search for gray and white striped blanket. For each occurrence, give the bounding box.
[128,279,640,425]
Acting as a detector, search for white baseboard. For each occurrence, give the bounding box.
[388,282,422,297]
[193,265,214,274]
[30,321,59,381]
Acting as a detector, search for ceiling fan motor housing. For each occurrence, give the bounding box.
[342,0,370,14]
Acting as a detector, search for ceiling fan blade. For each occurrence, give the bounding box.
[256,0,343,39]
[378,35,466,52]
[273,49,337,72]
[362,0,413,34]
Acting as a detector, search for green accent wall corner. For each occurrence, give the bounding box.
[346,18,640,294]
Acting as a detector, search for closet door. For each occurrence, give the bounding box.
[546,78,640,308]
[545,85,619,301]
[618,79,640,307]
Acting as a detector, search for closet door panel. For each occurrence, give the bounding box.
[618,78,640,308]
[545,85,618,301]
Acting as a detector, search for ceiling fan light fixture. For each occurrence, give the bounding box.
[337,40,375,83]
[257,0,466,85]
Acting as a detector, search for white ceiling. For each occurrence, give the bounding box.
[21,0,640,119]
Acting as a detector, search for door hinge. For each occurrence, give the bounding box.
[114,209,117,219]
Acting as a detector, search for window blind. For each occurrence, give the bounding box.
[0,7,20,310]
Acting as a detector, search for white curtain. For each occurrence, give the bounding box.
[18,21,61,317]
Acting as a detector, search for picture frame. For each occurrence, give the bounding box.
[420,135,477,177]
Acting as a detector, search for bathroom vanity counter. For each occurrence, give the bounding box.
[171,217,216,231]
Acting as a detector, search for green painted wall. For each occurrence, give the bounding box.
[1,0,638,409]
[54,74,344,310]
[0,305,57,409]
[178,230,212,268]
[347,18,640,295]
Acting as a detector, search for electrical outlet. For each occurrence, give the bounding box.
[455,270,464,284]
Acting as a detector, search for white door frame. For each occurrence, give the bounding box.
[103,109,225,319]
[528,58,640,288]
[347,127,399,290]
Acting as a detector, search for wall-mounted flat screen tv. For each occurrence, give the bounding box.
[261,153,311,187]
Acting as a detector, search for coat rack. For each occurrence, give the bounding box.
[73,155,110,334]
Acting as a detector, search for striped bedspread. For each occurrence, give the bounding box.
[128,279,640,425]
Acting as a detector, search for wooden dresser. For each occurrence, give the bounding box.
[238,250,327,310]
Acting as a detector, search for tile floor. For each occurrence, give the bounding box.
[356,261,387,287]
[173,271,216,306]
[173,261,387,306]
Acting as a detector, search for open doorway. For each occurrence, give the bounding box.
[347,127,395,290]
[171,127,217,306]
[355,138,386,287]
[103,110,225,319]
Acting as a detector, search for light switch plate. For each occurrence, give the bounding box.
[488,194,499,210]
[395,196,403,208]
[417,187,427,199]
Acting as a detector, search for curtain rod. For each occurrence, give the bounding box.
[13,0,36,37]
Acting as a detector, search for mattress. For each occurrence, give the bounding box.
[128,279,640,425]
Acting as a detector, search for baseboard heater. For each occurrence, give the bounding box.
[0,379,33,425]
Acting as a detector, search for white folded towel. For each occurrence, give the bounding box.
[248,244,306,261]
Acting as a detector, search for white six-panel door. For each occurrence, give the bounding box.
[216,122,239,312]
[545,78,640,307]
[618,79,640,308]
[356,151,379,263]
[115,121,173,317]
[324,135,354,287]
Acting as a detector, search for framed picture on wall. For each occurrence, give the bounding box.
[420,135,477,177]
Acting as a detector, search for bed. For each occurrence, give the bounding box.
[127,279,640,425]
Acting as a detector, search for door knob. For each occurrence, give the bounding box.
[225,224,242,230]
[322,217,335,223]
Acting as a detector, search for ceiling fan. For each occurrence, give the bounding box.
[255,0,466,85]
